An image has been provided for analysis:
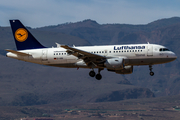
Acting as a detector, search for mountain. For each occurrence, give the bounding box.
[36,17,180,97]
[0,17,180,107]
[0,54,154,106]
[36,17,180,45]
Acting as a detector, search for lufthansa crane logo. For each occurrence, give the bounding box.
[15,28,28,42]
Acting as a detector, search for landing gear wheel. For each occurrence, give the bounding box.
[96,74,102,80]
[149,65,154,76]
[89,71,96,77]
[150,72,154,76]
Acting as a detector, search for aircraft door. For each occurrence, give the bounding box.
[147,45,153,56]
[42,50,48,63]
[104,50,108,56]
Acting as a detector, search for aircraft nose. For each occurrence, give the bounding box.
[170,52,177,60]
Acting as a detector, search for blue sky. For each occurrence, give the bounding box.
[0,0,180,28]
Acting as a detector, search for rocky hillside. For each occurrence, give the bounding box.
[0,17,179,106]
[37,17,180,97]
[0,54,154,106]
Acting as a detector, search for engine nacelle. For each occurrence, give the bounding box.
[115,65,133,74]
[104,58,124,70]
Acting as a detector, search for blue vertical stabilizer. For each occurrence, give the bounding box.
[9,20,45,50]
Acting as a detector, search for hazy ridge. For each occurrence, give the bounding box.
[0,17,179,108]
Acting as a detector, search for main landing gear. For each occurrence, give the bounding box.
[89,70,96,77]
[89,68,103,80]
[149,65,154,76]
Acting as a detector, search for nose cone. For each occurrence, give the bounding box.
[172,52,177,59]
[169,52,177,61]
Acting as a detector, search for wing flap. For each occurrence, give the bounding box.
[61,45,106,67]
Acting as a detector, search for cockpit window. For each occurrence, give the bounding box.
[159,48,170,51]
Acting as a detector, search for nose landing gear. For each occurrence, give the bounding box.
[149,65,154,76]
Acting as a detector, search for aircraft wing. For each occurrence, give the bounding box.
[61,45,106,67]
[5,49,30,56]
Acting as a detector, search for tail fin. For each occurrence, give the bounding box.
[9,20,45,50]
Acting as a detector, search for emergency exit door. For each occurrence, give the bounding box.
[147,45,153,56]
[42,50,48,62]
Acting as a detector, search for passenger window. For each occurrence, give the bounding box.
[127,50,129,52]
[62,53,63,55]
[99,51,101,53]
[114,51,115,53]
[109,51,111,53]
[56,53,58,55]
[54,53,55,55]
[135,50,137,52]
[105,51,107,53]
[116,51,118,53]
[119,51,121,52]
[102,51,104,53]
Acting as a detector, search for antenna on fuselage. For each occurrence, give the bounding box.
[147,42,150,44]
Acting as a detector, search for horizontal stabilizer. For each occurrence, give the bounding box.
[5,49,30,56]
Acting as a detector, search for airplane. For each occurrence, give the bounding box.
[6,20,177,80]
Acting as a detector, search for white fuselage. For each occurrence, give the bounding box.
[7,43,177,69]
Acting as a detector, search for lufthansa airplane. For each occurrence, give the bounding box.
[6,20,177,80]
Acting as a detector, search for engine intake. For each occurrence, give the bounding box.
[104,58,124,70]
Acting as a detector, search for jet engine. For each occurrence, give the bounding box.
[104,57,124,70]
[115,65,133,74]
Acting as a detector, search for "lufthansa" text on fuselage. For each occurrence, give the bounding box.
[114,46,145,50]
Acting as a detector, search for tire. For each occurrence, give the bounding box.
[89,71,96,77]
[96,74,102,80]
[150,72,154,76]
